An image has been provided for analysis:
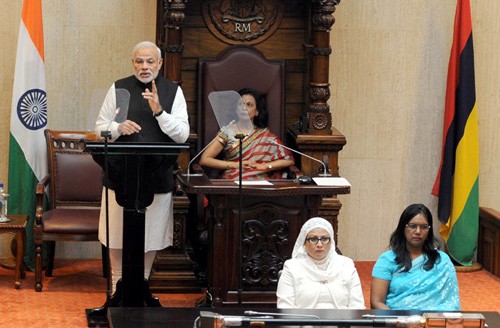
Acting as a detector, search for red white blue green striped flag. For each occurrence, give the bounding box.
[8,0,48,270]
[432,0,479,266]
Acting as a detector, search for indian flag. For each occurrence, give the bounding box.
[8,0,48,270]
[432,0,479,266]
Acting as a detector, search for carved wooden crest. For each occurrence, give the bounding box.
[202,0,284,45]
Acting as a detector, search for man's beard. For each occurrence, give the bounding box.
[136,70,159,84]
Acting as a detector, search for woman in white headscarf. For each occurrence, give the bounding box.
[276,217,366,309]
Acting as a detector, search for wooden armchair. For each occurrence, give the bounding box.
[34,129,107,292]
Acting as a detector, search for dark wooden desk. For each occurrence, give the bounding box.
[178,173,350,306]
[108,307,500,328]
[0,214,27,288]
[178,173,350,196]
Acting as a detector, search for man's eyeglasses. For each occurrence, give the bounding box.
[306,237,331,244]
[405,223,431,231]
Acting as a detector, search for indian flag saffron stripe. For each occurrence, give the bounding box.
[432,0,478,266]
[8,0,48,271]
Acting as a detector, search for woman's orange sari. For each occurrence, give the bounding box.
[216,127,293,180]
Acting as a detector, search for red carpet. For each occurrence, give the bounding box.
[0,259,497,327]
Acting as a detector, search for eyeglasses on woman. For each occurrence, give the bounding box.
[306,237,331,244]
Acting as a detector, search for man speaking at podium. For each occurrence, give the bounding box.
[94,41,190,297]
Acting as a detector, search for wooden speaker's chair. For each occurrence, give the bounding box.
[197,45,287,165]
[194,45,301,187]
[34,129,107,292]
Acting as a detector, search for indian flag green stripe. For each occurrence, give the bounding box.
[8,135,40,270]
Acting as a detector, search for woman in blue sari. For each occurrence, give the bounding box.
[371,203,460,310]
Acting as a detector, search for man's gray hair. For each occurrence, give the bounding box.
[132,41,162,59]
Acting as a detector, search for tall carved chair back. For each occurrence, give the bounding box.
[197,45,286,152]
[34,129,107,292]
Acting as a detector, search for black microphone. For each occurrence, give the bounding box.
[185,120,236,176]
[271,139,332,178]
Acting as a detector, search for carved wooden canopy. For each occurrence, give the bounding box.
[156,0,345,176]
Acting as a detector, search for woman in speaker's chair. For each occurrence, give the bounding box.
[276,217,366,309]
[199,88,294,180]
[370,203,460,310]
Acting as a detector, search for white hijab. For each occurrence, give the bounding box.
[291,217,341,281]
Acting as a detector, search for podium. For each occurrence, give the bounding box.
[84,141,189,307]
[178,173,350,306]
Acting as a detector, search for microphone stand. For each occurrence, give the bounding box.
[234,133,245,308]
[103,131,112,305]
[271,140,332,177]
[87,130,113,322]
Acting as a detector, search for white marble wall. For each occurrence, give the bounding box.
[0,0,498,261]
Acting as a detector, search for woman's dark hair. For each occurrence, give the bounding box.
[389,203,440,272]
[239,88,268,128]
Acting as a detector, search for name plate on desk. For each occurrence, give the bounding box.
[313,177,351,187]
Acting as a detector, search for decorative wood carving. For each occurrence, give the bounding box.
[242,210,289,287]
[306,0,341,135]
[158,0,188,83]
[202,0,284,45]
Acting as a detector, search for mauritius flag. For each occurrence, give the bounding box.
[432,0,478,266]
[8,0,48,270]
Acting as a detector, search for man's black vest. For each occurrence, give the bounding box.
[105,75,179,195]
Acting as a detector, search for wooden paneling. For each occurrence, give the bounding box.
[180,71,197,100]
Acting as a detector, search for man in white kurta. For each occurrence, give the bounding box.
[95,41,189,294]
